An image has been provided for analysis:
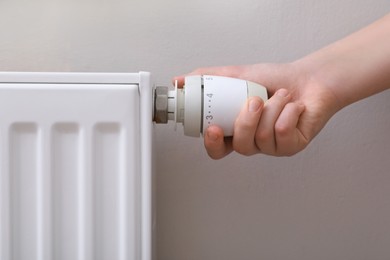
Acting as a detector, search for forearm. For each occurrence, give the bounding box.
[295,13,390,109]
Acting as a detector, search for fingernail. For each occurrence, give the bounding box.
[249,98,261,112]
[207,128,219,141]
[276,89,289,97]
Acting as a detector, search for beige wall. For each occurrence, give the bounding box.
[1,1,390,259]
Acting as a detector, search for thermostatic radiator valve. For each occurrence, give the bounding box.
[153,75,268,137]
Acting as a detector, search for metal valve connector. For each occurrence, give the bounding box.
[153,85,179,124]
[153,86,169,123]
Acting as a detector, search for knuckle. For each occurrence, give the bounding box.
[275,122,291,137]
[255,129,272,143]
[268,94,288,105]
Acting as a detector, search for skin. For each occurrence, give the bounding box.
[173,13,390,159]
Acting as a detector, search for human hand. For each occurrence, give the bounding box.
[173,63,341,159]
[174,14,390,159]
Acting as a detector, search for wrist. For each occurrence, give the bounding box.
[294,13,390,111]
[292,54,350,113]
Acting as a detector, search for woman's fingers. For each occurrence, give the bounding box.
[274,102,307,155]
[204,125,233,159]
[204,90,307,158]
[232,97,264,156]
[255,89,291,155]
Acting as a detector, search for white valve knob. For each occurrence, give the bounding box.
[165,75,268,137]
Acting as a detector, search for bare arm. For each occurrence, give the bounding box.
[298,13,390,108]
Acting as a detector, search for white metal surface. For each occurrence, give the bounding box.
[0,72,153,260]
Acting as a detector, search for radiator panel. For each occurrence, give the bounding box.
[0,72,152,260]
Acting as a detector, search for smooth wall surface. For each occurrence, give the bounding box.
[1,1,390,259]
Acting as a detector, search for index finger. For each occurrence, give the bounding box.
[172,66,244,87]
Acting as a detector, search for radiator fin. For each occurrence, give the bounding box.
[93,123,122,260]
[10,123,39,260]
[52,123,81,260]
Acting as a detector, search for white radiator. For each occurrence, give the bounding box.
[0,72,153,260]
